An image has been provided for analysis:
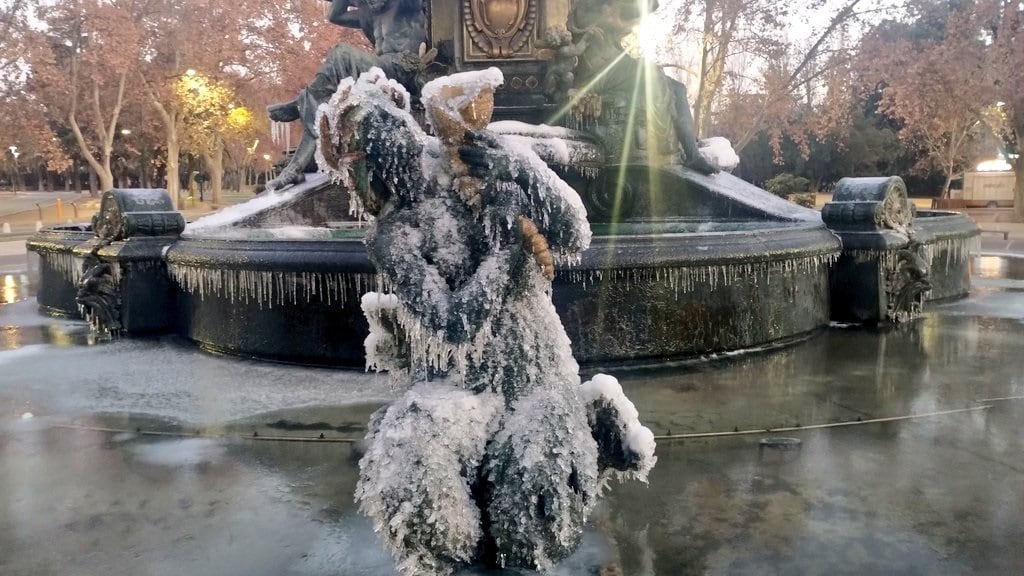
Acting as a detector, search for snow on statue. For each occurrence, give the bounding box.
[316,67,656,574]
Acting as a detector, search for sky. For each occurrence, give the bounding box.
[634,0,904,93]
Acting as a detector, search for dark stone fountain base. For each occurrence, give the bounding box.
[29,221,840,367]
[554,222,839,366]
[167,237,377,366]
[25,179,980,368]
[27,225,93,319]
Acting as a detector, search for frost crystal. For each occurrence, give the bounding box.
[320,69,656,574]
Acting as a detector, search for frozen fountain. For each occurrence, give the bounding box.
[27,0,978,369]
[20,0,982,572]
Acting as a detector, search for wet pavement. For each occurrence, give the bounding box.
[2,256,1024,575]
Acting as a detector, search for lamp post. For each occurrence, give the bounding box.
[241,139,259,191]
[119,128,133,187]
[8,146,21,193]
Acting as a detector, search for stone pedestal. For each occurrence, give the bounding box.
[74,189,185,334]
[823,177,930,324]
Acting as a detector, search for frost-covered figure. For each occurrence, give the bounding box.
[317,68,656,574]
[265,0,430,191]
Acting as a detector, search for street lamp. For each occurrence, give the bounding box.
[262,154,273,186]
[7,146,21,193]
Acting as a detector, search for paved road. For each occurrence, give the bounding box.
[0,239,30,274]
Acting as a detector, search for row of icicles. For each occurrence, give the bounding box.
[37,235,979,309]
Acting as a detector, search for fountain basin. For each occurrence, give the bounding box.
[555,220,840,366]
[25,206,976,368]
[914,210,980,301]
[166,235,377,366]
[164,219,840,367]
[26,224,93,319]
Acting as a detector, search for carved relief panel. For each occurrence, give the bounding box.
[462,0,539,60]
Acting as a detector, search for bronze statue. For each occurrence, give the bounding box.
[567,0,716,173]
[265,0,431,191]
[537,25,597,101]
[317,68,655,575]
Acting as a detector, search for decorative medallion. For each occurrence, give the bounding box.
[878,177,914,231]
[463,0,538,59]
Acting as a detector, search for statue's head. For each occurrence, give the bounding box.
[421,68,503,145]
[541,26,572,49]
[316,68,424,216]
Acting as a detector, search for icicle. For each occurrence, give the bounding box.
[167,263,380,308]
[558,252,839,301]
[41,251,87,284]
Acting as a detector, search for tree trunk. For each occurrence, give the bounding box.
[66,67,123,194]
[204,142,224,206]
[11,161,23,192]
[695,11,736,139]
[165,127,181,208]
[97,170,113,192]
[72,160,82,194]
[138,148,149,188]
[88,165,98,197]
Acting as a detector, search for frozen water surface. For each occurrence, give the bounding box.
[3,260,1024,574]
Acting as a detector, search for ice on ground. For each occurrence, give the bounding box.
[0,315,393,426]
[934,287,1024,321]
[129,438,226,468]
[0,344,50,366]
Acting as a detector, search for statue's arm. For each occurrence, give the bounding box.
[566,27,601,56]
[460,131,590,254]
[484,147,590,255]
[327,0,363,29]
[515,162,591,255]
[366,212,451,335]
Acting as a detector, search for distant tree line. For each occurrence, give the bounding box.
[651,0,1023,215]
[0,0,368,206]
[2,0,1022,218]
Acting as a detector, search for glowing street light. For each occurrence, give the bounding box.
[120,128,132,135]
[8,146,21,193]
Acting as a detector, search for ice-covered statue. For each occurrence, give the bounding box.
[315,68,657,574]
